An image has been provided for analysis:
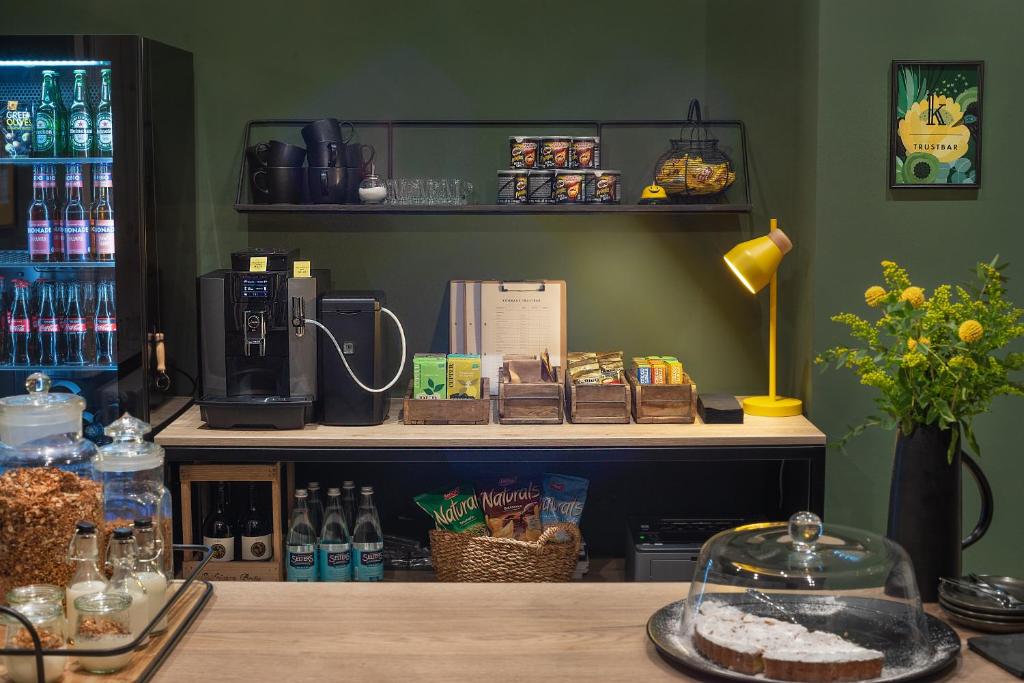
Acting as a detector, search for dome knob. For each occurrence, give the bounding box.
[789,511,822,550]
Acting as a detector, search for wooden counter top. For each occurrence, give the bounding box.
[154,582,1009,682]
[155,403,826,449]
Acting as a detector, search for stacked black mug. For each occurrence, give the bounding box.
[302,118,375,204]
[249,140,306,204]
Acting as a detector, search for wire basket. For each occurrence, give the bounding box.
[429,523,581,582]
[654,99,737,199]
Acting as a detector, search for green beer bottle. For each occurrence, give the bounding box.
[94,68,113,155]
[68,69,93,158]
[32,70,64,157]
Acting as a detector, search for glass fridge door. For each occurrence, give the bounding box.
[0,50,126,442]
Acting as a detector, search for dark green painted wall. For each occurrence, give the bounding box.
[9,1,1020,570]
[811,3,1024,573]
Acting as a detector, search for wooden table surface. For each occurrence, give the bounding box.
[155,403,826,448]
[154,582,1012,682]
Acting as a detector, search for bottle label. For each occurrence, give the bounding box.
[203,536,235,561]
[64,317,87,333]
[241,534,273,561]
[27,219,52,256]
[34,111,54,150]
[69,112,92,151]
[95,170,113,187]
[38,317,59,333]
[97,113,113,151]
[286,545,318,581]
[64,219,89,255]
[65,171,83,188]
[318,542,352,581]
[92,218,115,256]
[96,316,117,333]
[352,546,384,582]
[9,317,30,334]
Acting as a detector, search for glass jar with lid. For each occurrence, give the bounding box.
[3,601,67,683]
[72,592,134,674]
[93,413,173,574]
[649,512,961,682]
[0,374,101,600]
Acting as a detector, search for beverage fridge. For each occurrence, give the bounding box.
[0,35,196,439]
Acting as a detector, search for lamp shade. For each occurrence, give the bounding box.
[723,229,793,294]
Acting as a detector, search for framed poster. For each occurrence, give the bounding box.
[890,60,983,188]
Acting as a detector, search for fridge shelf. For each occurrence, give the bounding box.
[0,251,115,269]
[0,156,113,166]
[0,364,117,372]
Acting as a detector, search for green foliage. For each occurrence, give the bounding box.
[816,258,1024,461]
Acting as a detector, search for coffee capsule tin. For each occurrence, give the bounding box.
[553,170,587,203]
[588,170,621,203]
[497,169,530,204]
[570,136,600,169]
[509,136,540,169]
[540,136,572,169]
[527,170,555,204]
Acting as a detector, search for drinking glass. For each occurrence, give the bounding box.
[385,179,400,205]
[455,179,474,206]
[427,178,448,206]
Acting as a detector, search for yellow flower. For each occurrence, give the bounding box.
[959,320,983,343]
[906,336,930,351]
[898,96,970,164]
[900,286,925,308]
[949,355,978,372]
[901,352,925,368]
[864,286,886,308]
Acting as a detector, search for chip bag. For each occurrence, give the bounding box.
[477,476,543,541]
[414,483,487,535]
[541,473,589,540]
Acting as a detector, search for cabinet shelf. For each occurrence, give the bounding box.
[0,251,115,269]
[0,156,113,166]
[0,363,116,372]
[234,202,752,215]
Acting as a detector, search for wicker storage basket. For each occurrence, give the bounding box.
[429,523,581,582]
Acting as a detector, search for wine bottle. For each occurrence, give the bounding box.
[240,483,273,561]
[202,482,235,562]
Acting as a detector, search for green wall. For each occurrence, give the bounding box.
[9,1,1021,570]
[811,2,1024,574]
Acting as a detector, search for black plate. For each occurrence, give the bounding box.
[647,595,960,683]
[939,576,1024,616]
[939,598,1024,624]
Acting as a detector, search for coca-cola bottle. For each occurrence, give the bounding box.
[46,165,64,261]
[27,164,52,262]
[9,280,31,366]
[95,280,116,366]
[63,281,89,365]
[63,163,90,262]
[37,281,60,366]
[91,163,115,261]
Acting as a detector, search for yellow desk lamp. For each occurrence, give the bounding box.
[723,218,803,417]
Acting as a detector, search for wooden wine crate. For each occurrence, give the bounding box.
[402,377,491,425]
[498,367,564,424]
[180,463,284,581]
[565,373,631,424]
[626,370,697,424]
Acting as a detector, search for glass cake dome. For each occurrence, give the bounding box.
[663,512,960,682]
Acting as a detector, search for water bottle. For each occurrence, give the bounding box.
[285,489,318,582]
[318,487,351,581]
[351,486,384,582]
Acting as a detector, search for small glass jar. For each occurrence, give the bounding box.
[358,174,387,204]
[3,602,67,683]
[73,593,134,674]
[5,584,64,611]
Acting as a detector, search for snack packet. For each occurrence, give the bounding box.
[541,473,589,540]
[477,476,543,541]
[414,483,487,535]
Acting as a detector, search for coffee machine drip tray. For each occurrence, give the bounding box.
[198,395,313,430]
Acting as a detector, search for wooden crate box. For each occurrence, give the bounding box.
[180,463,284,581]
[403,377,491,425]
[498,367,564,424]
[565,373,631,424]
[626,370,697,424]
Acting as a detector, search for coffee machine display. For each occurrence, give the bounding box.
[198,248,325,429]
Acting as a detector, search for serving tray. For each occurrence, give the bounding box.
[647,595,960,683]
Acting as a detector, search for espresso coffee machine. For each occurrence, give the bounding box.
[198,248,323,429]
[318,291,390,426]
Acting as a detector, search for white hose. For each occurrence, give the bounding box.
[304,307,406,393]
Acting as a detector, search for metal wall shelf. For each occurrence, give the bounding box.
[235,202,752,215]
[0,156,113,165]
[0,363,117,372]
[0,250,115,269]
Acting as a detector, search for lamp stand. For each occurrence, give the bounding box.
[742,223,803,417]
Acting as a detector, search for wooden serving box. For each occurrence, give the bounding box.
[402,377,491,425]
[498,367,564,424]
[626,370,697,424]
[564,373,631,423]
[180,464,284,581]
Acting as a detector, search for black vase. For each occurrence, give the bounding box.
[887,423,993,602]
